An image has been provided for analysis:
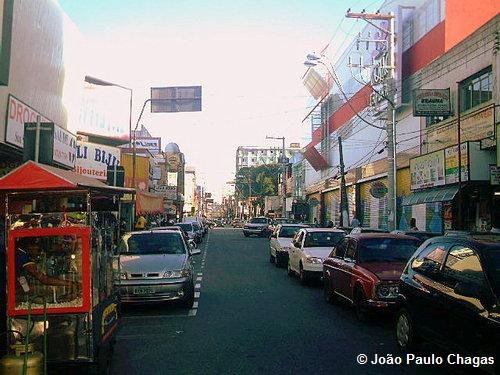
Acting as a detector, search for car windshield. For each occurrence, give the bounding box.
[192,222,201,230]
[278,226,304,238]
[177,223,193,232]
[121,232,186,255]
[483,245,500,297]
[358,238,419,262]
[250,218,268,224]
[304,232,344,247]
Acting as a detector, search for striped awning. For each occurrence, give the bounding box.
[402,185,459,206]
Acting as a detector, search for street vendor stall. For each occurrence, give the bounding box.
[0,161,134,373]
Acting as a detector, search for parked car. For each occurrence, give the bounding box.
[115,230,201,307]
[391,230,441,244]
[243,217,272,237]
[323,233,420,321]
[270,217,295,232]
[269,223,309,267]
[231,219,245,228]
[176,222,202,244]
[350,227,388,235]
[155,226,197,249]
[395,235,500,361]
[287,228,345,284]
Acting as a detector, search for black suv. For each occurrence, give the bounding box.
[395,235,499,360]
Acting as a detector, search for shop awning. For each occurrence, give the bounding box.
[402,185,459,206]
[136,191,164,214]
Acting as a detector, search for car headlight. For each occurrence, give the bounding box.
[305,256,323,264]
[115,272,127,280]
[376,283,399,299]
[163,269,191,278]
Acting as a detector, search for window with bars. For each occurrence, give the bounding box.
[460,66,493,112]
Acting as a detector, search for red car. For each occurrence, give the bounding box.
[322,233,420,321]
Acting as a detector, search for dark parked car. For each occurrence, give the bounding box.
[349,227,388,235]
[243,217,272,237]
[395,235,500,362]
[391,230,441,244]
[323,233,420,320]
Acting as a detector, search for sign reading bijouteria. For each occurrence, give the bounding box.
[75,141,120,180]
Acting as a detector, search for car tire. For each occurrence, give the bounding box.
[244,233,249,237]
[323,276,336,304]
[354,288,370,322]
[299,263,308,285]
[395,307,419,353]
[287,261,294,277]
[269,254,275,264]
[182,286,195,309]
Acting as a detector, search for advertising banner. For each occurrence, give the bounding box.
[75,141,120,181]
[133,137,161,154]
[444,143,469,184]
[167,172,178,186]
[410,150,445,190]
[6,95,52,148]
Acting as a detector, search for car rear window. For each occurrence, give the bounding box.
[358,238,419,262]
[304,232,344,247]
[121,232,186,255]
[250,218,268,224]
[279,226,304,238]
[177,223,193,231]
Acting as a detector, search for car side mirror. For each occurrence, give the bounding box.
[188,239,197,249]
[453,282,479,298]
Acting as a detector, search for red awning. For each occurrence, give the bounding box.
[135,191,164,214]
[0,161,133,193]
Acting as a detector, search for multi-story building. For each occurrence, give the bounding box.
[302,0,499,231]
[184,166,197,215]
[235,144,301,172]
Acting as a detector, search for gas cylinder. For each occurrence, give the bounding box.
[0,343,43,375]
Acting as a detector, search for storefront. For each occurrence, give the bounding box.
[306,193,320,225]
[358,177,389,230]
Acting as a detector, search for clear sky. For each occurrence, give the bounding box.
[58,0,383,201]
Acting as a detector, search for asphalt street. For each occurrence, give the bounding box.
[110,228,467,375]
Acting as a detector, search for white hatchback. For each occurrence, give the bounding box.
[269,224,309,267]
[287,228,345,284]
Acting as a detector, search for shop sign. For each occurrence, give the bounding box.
[427,105,494,152]
[166,153,182,171]
[413,89,452,117]
[133,137,161,154]
[153,185,177,200]
[369,181,388,198]
[75,141,120,181]
[444,143,469,184]
[167,172,178,186]
[410,150,445,190]
[491,165,500,185]
[6,95,52,148]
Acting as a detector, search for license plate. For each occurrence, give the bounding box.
[133,288,155,295]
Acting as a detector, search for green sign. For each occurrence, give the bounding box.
[0,0,14,85]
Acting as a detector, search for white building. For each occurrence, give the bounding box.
[235,144,301,172]
[184,166,196,215]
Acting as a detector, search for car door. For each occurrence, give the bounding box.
[405,240,450,339]
[439,244,493,353]
[337,238,357,301]
[289,230,304,272]
[325,238,347,292]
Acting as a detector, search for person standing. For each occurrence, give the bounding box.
[350,215,360,227]
[410,217,419,231]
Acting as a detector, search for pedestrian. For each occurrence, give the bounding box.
[327,220,334,228]
[410,217,419,231]
[350,215,360,227]
[135,215,147,230]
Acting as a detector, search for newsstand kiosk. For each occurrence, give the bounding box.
[0,161,134,374]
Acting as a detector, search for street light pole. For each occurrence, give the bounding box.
[267,135,287,218]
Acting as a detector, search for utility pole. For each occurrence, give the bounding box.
[338,136,349,227]
[346,10,397,230]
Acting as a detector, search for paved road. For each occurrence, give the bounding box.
[111,228,458,374]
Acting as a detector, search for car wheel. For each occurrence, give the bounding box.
[244,233,249,237]
[269,254,275,264]
[323,276,336,304]
[395,308,418,353]
[299,264,308,285]
[354,288,370,322]
[274,255,281,268]
[182,286,195,308]
[287,260,294,277]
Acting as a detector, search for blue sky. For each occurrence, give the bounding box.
[58,0,384,199]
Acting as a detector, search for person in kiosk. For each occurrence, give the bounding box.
[15,237,80,298]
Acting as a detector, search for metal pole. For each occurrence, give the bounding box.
[128,89,133,148]
[132,99,151,189]
[338,136,349,227]
[34,115,41,163]
[457,83,462,229]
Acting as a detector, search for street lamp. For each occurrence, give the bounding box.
[266,135,287,218]
[84,76,133,148]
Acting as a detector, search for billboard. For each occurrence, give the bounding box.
[413,89,452,117]
[410,150,445,190]
[132,137,161,154]
[151,86,202,113]
[75,141,120,181]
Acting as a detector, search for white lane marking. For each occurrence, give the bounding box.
[188,309,197,316]
[193,301,199,308]
[196,276,202,282]
[195,283,201,289]
[194,292,200,298]
[197,273,203,276]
